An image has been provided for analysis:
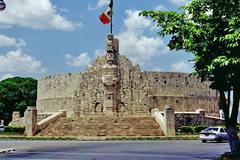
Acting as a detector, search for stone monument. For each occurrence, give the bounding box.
[9,34,223,137]
[36,34,219,118]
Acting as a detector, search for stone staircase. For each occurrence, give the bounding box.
[37,116,164,136]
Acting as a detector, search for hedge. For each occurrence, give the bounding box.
[179,126,193,133]
[4,126,25,134]
[178,125,208,134]
[193,125,208,133]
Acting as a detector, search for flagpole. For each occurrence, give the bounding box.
[110,0,113,34]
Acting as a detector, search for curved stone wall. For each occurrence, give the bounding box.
[145,72,216,97]
[37,73,83,117]
[37,55,219,117]
[37,73,82,99]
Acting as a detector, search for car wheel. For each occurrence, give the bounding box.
[202,140,207,143]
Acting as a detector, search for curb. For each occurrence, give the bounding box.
[0,148,15,154]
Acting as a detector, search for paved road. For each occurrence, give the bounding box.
[0,140,229,160]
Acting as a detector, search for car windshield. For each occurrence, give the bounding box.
[204,128,218,131]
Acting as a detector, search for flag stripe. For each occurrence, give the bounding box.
[99,13,111,25]
[99,0,112,25]
[109,0,113,8]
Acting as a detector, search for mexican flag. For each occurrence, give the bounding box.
[99,0,113,25]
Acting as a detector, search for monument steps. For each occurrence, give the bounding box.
[37,116,165,136]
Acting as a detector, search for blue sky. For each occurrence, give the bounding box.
[0,0,193,80]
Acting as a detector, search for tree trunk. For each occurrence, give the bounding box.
[226,125,240,155]
[225,87,240,155]
[220,88,240,155]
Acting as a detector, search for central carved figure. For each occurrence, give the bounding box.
[102,34,120,113]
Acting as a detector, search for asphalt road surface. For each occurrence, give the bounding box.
[0,140,230,160]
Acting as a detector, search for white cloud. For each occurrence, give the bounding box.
[122,10,152,34]
[0,34,26,47]
[65,53,91,67]
[94,49,105,57]
[0,49,45,73]
[117,10,167,65]
[170,0,189,6]
[88,0,110,10]
[154,5,167,11]
[0,0,75,30]
[153,67,163,71]
[0,74,14,81]
[171,61,193,73]
[57,7,69,13]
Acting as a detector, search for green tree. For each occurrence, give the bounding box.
[0,77,37,125]
[141,0,240,155]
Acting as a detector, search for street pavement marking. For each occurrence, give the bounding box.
[0,159,63,160]
[9,151,205,159]
[0,151,220,160]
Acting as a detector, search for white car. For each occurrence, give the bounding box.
[199,127,228,143]
[0,125,4,132]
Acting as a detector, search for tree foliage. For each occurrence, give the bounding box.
[0,77,37,124]
[141,0,240,154]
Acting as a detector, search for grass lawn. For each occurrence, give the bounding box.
[0,132,23,136]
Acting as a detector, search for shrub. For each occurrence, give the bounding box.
[179,126,193,133]
[177,125,209,134]
[4,126,25,134]
[194,125,208,133]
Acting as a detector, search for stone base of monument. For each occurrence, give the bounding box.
[37,116,165,137]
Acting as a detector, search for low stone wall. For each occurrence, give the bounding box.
[151,109,165,132]
[37,113,55,122]
[175,111,224,128]
[152,96,219,117]
[8,112,55,127]
[37,110,66,132]
[8,117,25,127]
[151,106,176,136]
[8,108,67,136]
